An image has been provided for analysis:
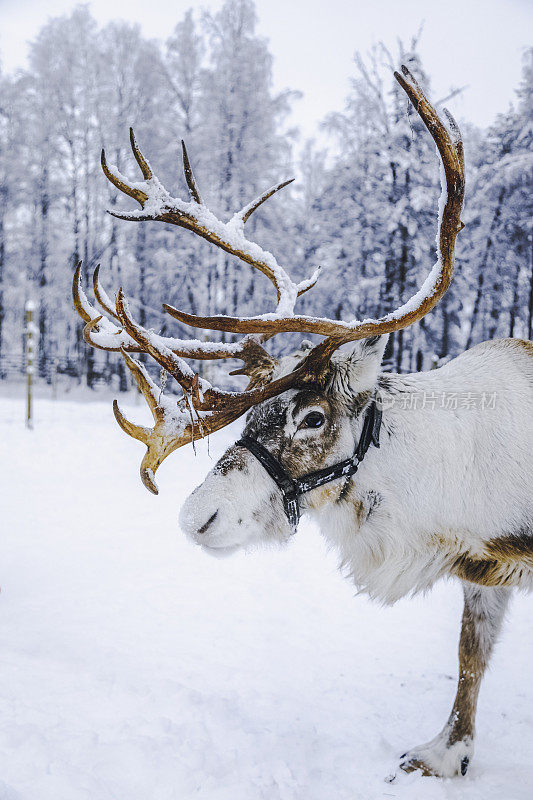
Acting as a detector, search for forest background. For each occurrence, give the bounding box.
[0,0,531,390]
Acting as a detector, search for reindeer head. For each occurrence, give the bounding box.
[179,336,388,553]
[73,66,464,551]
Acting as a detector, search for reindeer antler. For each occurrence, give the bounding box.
[111,349,278,493]
[164,67,465,343]
[74,64,465,492]
[101,131,319,312]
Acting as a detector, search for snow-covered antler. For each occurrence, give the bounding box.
[74,65,465,493]
[101,130,320,315]
[164,66,465,345]
[73,260,281,493]
[73,262,261,361]
[110,349,278,495]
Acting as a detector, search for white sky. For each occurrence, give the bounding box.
[1,0,531,138]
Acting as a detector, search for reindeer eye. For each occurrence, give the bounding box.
[302,411,325,429]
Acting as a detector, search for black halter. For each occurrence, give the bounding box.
[236,401,382,533]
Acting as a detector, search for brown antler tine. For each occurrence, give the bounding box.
[114,351,191,495]
[83,316,103,346]
[399,63,419,86]
[139,451,161,495]
[73,261,97,324]
[74,264,138,353]
[181,140,203,204]
[82,316,137,353]
[163,305,207,328]
[443,107,465,169]
[93,265,120,320]
[101,148,148,206]
[120,349,161,416]
[394,66,459,171]
[113,399,150,444]
[115,288,196,391]
[161,304,342,336]
[106,209,156,223]
[240,179,295,224]
[129,128,153,180]
[138,422,195,495]
[162,305,286,335]
[442,106,460,141]
[112,361,179,496]
[296,265,321,297]
[117,349,231,495]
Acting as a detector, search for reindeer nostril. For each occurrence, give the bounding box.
[198,511,218,535]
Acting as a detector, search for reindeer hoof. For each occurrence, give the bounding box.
[399,755,437,777]
[399,734,474,778]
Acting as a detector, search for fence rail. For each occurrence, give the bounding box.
[0,352,123,389]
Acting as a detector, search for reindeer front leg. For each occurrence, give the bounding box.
[399,584,511,778]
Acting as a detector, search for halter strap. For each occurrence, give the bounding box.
[236,401,382,532]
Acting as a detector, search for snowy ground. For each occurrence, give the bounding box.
[0,390,531,800]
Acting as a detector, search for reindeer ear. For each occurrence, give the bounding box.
[357,334,388,364]
[330,335,388,399]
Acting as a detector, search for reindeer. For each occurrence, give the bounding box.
[73,66,533,778]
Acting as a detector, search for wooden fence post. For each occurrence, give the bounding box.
[25,300,36,429]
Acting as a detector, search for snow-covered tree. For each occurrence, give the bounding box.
[0,5,529,388]
[464,48,533,347]
[197,0,297,322]
[303,40,445,371]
